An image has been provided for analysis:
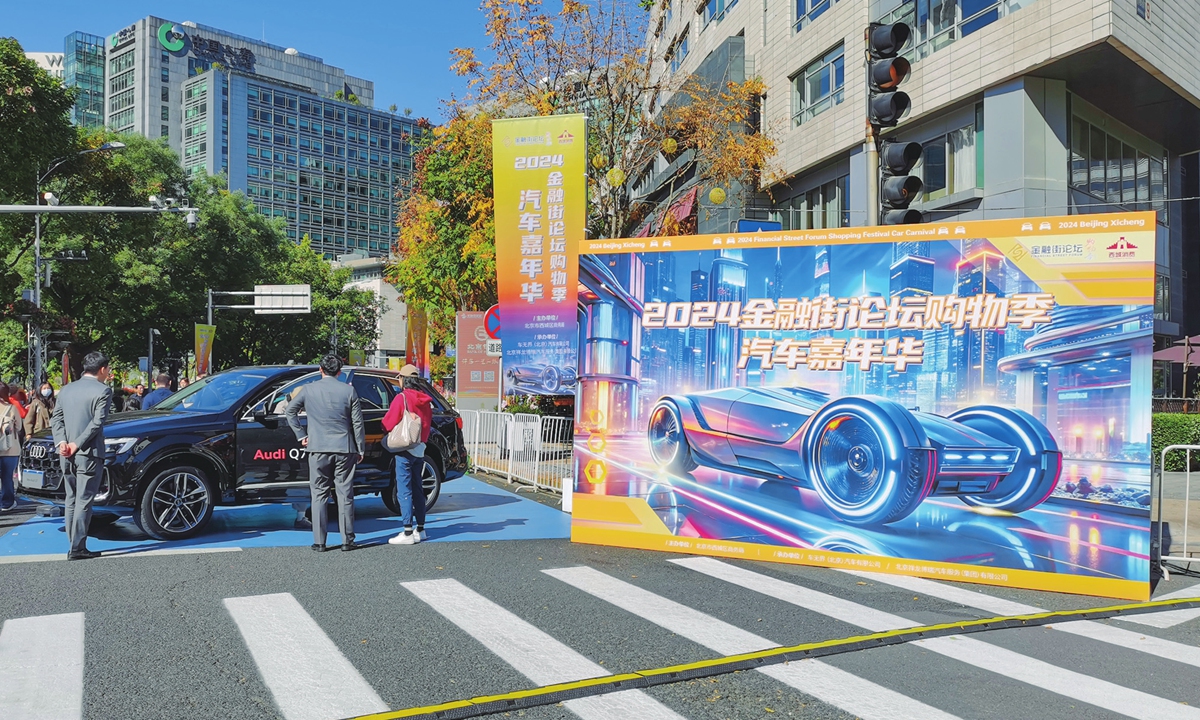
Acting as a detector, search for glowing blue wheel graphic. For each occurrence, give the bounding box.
[802,398,929,525]
[648,402,697,474]
[949,406,1061,513]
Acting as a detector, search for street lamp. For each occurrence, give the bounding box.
[32,141,126,385]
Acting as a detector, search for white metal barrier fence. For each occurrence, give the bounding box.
[457,409,575,494]
[1157,445,1200,579]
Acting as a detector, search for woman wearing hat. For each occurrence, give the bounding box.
[384,364,434,545]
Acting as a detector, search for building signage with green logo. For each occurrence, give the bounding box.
[110,24,136,50]
[156,21,255,72]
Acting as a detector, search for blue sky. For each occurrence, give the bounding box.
[6,0,490,120]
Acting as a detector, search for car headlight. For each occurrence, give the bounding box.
[105,437,139,455]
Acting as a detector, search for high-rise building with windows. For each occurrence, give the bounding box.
[63,33,106,128]
[63,15,407,258]
[180,69,415,257]
[637,0,1200,392]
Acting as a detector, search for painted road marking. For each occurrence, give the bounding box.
[674,557,1200,720]
[0,612,84,720]
[402,578,685,720]
[1119,583,1200,628]
[224,593,387,720]
[542,566,960,720]
[843,569,1200,669]
[0,546,243,565]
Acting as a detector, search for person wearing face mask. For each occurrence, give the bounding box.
[24,383,55,437]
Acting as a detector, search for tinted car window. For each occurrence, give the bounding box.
[384,377,450,413]
[157,372,268,413]
[250,373,321,416]
[350,374,392,410]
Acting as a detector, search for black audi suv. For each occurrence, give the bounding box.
[18,365,468,540]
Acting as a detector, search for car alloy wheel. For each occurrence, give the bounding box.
[138,466,215,540]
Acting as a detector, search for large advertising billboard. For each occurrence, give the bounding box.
[571,213,1155,600]
[456,311,501,412]
[492,115,587,397]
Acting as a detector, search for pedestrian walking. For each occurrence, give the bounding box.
[141,374,173,409]
[285,354,365,552]
[50,351,113,560]
[386,364,434,546]
[0,384,23,512]
[23,382,55,437]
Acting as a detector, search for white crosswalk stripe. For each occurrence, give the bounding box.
[403,578,687,720]
[0,612,84,720]
[673,557,1200,720]
[1118,583,1200,628]
[542,566,960,720]
[223,593,388,720]
[842,569,1200,669]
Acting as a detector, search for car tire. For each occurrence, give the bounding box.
[647,400,698,475]
[949,406,1062,513]
[421,454,443,511]
[137,465,215,540]
[802,398,931,525]
[382,468,404,515]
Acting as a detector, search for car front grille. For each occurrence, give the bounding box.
[20,441,63,491]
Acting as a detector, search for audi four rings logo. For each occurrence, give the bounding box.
[28,445,47,459]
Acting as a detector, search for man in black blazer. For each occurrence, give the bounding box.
[285,354,365,552]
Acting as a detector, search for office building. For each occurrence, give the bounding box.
[64,33,106,128]
[181,68,415,257]
[25,52,65,79]
[57,15,410,258]
[334,254,407,368]
[638,0,1200,393]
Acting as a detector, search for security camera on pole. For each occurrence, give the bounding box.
[866,22,923,226]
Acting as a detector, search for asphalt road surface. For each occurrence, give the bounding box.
[2,519,1200,720]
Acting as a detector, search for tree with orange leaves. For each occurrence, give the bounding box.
[450,0,778,239]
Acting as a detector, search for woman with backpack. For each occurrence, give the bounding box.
[384,365,434,545]
[0,384,23,511]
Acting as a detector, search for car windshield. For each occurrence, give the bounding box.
[155,371,269,413]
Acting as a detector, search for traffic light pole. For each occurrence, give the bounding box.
[865,122,880,226]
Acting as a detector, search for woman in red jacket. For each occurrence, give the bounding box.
[384,365,434,545]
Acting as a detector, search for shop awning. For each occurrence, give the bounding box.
[668,187,698,222]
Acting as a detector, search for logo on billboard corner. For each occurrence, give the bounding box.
[557,131,575,144]
[1107,236,1138,258]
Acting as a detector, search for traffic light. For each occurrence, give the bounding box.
[867,23,912,128]
[880,140,923,225]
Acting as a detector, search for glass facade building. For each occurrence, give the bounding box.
[63,32,106,129]
[182,69,415,258]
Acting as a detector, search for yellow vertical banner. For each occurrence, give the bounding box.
[492,115,586,397]
[194,323,216,377]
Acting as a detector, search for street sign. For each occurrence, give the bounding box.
[485,339,502,357]
[138,356,149,373]
[484,304,501,340]
[253,284,311,314]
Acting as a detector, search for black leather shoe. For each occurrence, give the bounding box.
[341,542,358,552]
[311,543,326,552]
[67,549,101,560]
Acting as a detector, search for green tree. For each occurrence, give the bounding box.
[0,37,79,302]
[390,113,495,349]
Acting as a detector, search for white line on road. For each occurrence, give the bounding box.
[542,566,959,720]
[223,593,387,720]
[402,578,685,720]
[1120,583,1200,628]
[842,569,1200,669]
[673,557,1200,720]
[0,612,84,720]
[0,546,243,565]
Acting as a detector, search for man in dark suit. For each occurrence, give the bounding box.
[51,351,113,560]
[285,354,365,552]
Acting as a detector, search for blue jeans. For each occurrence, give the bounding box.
[394,451,426,529]
[0,455,17,508]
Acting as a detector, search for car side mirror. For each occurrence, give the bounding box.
[253,408,269,423]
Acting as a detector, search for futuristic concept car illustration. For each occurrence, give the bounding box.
[647,387,1062,525]
[506,364,578,394]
